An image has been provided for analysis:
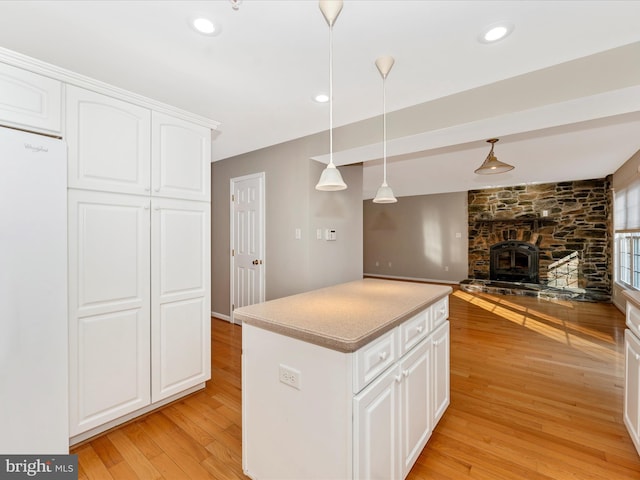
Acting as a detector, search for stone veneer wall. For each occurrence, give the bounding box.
[468,177,612,301]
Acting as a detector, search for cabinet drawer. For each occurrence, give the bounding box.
[628,303,640,337]
[354,328,397,393]
[431,297,449,329]
[400,310,429,355]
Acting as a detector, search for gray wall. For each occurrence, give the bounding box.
[211,133,363,318]
[363,191,468,283]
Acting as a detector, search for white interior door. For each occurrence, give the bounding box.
[231,172,265,324]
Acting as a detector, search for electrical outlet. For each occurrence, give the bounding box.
[279,364,301,390]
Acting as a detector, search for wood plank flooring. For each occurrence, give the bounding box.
[72,288,640,479]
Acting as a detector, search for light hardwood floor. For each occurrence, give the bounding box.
[73,288,640,479]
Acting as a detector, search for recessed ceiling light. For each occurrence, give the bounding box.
[479,22,513,43]
[192,17,220,36]
[314,93,329,103]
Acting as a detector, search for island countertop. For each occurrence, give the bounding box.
[233,278,452,353]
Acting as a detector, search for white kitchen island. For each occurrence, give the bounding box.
[235,278,452,480]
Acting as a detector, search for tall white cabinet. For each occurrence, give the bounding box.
[66,85,212,439]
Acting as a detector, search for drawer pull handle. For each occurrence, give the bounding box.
[394,374,402,383]
[416,326,424,333]
[379,351,388,361]
[403,370,409,378]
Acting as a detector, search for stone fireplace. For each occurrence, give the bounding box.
[465,177,613,302]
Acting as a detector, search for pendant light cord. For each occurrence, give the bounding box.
[329,23,334,166]
[382,75,387,184]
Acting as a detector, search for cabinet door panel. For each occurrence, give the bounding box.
[401,339,432,476]
[432,321,450,425]
[66,86,151,194]
[0,62,61,133]
[354,368,401,480]
[68,190,151,318]
[154,297,209,398]
[152,198,209,299]
[70,309,150,435]
[152,198,211,402]
[68,190,151,436]
[152,111,210,201]
[625,330,640,454]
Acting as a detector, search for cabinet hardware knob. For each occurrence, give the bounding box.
[417,326,424,333]
[379,351,388,361]
[403,370,409,377]
[636,354,640,361]
[394,374,402,383]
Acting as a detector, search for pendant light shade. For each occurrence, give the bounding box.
[474,138,514,175]
[316,0,347,191]
[316,163,347,191]
[373,183,397,203]
[373,55,397,203]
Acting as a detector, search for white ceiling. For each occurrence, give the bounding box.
[1,0,639,198]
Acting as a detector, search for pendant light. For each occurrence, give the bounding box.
[474,138,514,175]
[316,0,347,191]
[372,55,397,203]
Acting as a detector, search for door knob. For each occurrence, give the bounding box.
[252,259,262,265]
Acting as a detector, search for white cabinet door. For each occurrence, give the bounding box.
[151,198,211,402]
[0,62,61,134]
[432,321,450,425]
[400,339,432,477]
[354,366,402,480]
[68,190,151,435]
[625,330,640,454]
[66,85,151,195]
[152,111,211,201]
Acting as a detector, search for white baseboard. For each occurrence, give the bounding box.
[212,311,232,323]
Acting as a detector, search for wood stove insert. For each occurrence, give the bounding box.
[490,240,539,283]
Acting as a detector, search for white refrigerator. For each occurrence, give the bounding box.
[0,126,68,453]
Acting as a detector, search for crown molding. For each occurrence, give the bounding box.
[0,46,220,131]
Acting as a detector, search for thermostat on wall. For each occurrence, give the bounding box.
[325,229,337,241]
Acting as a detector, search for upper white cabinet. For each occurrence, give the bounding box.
[152,112,211,202]
[0,62,62,134]
[66,87,211,201]
[66,85,151,195]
